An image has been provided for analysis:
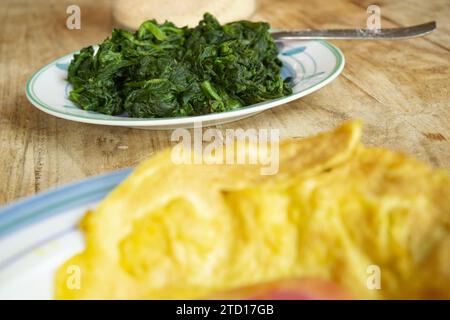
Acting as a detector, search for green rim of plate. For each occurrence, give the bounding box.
[25,40,344,122]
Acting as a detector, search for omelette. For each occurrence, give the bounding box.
[55,121,450,299]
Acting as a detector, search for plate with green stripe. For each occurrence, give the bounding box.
[25,40,344,129]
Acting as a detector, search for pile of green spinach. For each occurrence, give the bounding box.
[67,13,292,118]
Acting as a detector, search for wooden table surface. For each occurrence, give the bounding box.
[0,0,449,205]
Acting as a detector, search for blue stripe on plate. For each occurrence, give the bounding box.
[281,46,306,56]
[0,168,132,238]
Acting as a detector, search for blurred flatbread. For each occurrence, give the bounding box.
[113,0,257,29]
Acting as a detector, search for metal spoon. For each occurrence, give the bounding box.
[271,21,436,40]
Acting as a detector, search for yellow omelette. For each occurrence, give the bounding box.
[55,121,450,299]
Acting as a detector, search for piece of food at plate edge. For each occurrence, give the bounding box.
[67,13,292,118]
[55,121,450,299]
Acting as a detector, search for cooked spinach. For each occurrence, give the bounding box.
[67,13,292,118]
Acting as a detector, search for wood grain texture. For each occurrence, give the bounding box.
[0,0,449,205]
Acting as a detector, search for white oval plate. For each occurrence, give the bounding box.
[0,169,132,299]
[26,40,344,129]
